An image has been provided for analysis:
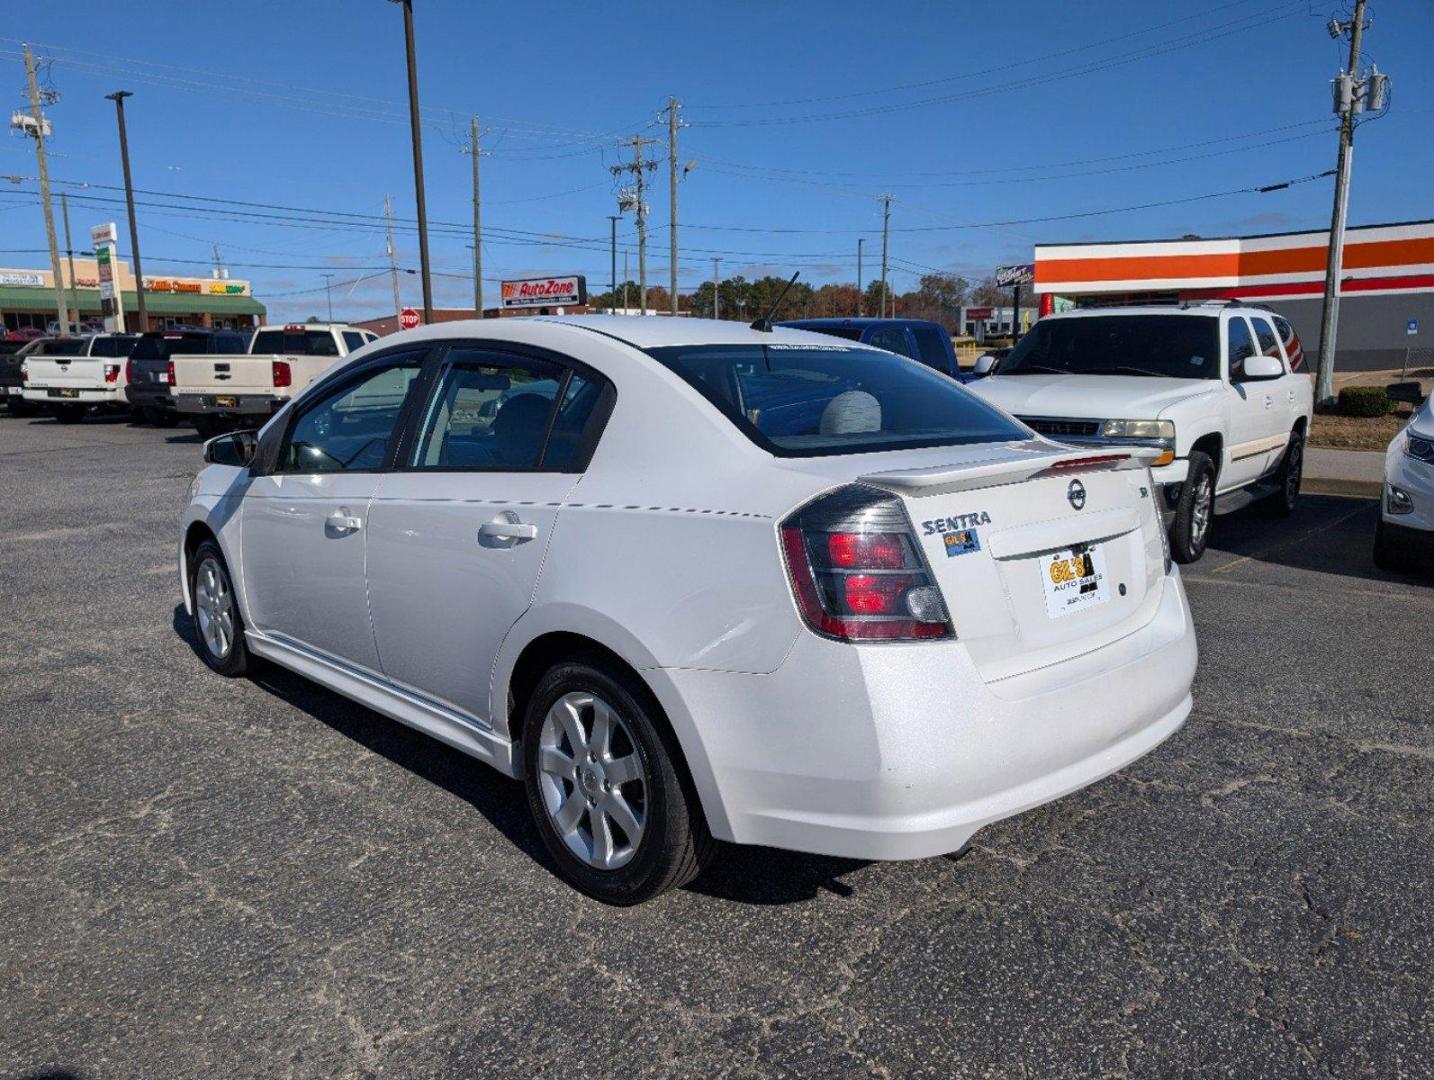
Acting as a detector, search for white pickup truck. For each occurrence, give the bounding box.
[19,333,141,423]
[171,322,377,438]
[968,302,1314,563]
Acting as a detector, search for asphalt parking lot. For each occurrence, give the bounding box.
[1,413,1430,1080]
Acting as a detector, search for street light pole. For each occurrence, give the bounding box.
[105,91,147,332]
[391,0,433,322]
[322,273,335,322]
[857,237,864,317]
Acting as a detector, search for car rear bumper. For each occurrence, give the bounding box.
[126,383,177,411]
[175,392,283,417]
[654,567,1196,861]
[22,387,125,406]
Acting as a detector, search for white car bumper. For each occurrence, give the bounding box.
[653,568,1197,861]
[1383,443,1434,534]
[22,386,126,406]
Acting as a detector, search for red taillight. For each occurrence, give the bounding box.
[125,358,136,384]
[165,361,176,386]
[103,363,120,384]
[272,359,291,388]
[781,486,952,643]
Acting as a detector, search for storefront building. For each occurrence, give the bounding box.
[1034,219,1434,372]
[0,257,265,334]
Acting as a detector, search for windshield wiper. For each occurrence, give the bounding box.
[1006,363,1067,375]
[1103,366,1170,378]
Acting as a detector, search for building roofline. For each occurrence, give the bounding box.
[1034,217,1434,251]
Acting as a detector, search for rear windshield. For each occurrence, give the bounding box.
[1000,314,1220,379]
[37,338,90,357]
[131,332,243,361]
[645,343,1025,457]
[252,329,340,356]
[89,335,139,358]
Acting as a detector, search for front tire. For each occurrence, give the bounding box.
[1169,450,1216,564]
[1373,517,1421,574]
[190,540,250,677]
[1265,428,1304,517]
[522,659,712,905]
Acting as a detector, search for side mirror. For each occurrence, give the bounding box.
[1242,354,1284,380]
[1387,381,1427,406]
[203,429,257,468]
[971,354,997,378]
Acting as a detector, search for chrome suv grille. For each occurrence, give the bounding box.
[1018,416,1100,439]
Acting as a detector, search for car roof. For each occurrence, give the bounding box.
[390,314,883,351]
[779,317,941,330]
[1040,304,1270,320]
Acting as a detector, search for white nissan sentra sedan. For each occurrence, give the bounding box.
[180,316,1197,904]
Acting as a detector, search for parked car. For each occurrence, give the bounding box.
[1,337,47,415]
[172,322,378,439]
[3,327,47,342]
[1375,390,1433,572]
[968,303,1314,563]
[180,316,1195,904]
[19,333,141,422]
[778,318,964,381]
[125,327,251,427]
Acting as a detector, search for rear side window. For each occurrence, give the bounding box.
[909,324,954,375]
[253,329,341,356]
[866,327,919,360]
[646,343,1025,457]
[411,351,563,469]
[1227,317,1256,380]
[1272,316,1305,371]
[342,331,366,353]
[1250,317,1282,361]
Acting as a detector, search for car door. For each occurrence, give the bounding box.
[239,348,430,673]
[1221,314,1275,490]
[1248,314,1298,473]
[364,343,610,725]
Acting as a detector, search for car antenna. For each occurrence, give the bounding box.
[750,272,800,333]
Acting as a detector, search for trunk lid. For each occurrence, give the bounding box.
[859,447,1167,683]
[172,353,284,395]
[24,356,105,389]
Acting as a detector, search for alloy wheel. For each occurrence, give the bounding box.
[194,557,235,659]
[537,691,648,871]
[1191,473,1214,547]
[1285,441,1303,503]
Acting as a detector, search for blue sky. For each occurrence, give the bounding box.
[2,0,1431,323]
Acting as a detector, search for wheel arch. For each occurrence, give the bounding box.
[1189,431,1224,481]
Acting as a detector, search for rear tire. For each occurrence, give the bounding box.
[189,540,250,677]
[149,408,179,428]
[522,658,713,905]
[1169,451,1216,564]
[7,397,36,417]
[1265,428,1304,517]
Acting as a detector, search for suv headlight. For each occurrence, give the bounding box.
[1100,419,1176,441]
[1404,435,1434,464]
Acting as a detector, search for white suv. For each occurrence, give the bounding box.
[969,303,1314,562]
[180,317,1196,903]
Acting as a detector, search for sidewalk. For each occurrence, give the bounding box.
[1304,446,1385,498]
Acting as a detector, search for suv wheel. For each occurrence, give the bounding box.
[1373,517,1419,574]
[1266,428,1304,517]
[1169,451,1216,564]
[190,540,250,677]
[522,658,712,905]
[193,416,222,441]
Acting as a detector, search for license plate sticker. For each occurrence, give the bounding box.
[1039,545,1109,619]
[214,395,237,408]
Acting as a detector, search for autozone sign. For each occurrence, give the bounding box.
[500,275,586,310]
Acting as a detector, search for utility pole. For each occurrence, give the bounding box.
[465,115,483,317]
[21,47,67,336]
[611,134,657,315]
[857,237,864,317]
[60,192,79,328]
[391,0,433,321]
[1315,0,1369,407]
[668,97,680,315]
[607,215,620,313]
[322,273,335,322]
[878,195,893,318]
[711,258,720,319]
[623,249,630,314]
[384,193,402,320]
[105,90,147,332]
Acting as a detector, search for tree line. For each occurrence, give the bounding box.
[587,272,1005,332]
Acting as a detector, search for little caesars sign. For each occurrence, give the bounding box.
[499,275,586,311]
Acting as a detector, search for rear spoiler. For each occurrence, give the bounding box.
[858,444,1161,498]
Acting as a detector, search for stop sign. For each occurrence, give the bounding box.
[399,307,420,331]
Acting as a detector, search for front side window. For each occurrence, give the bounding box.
[411,351,565,469]
[909,324,954,374]
[866,327,919,360]
[278,358,424,473]
[1227,317,1257,381]
[646,343,1025,457]
[1001,315,1220,379]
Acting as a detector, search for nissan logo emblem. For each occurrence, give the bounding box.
[1067,479,1087,510]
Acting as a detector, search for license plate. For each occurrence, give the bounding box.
[7,386,19,396]
[1039,545,1109,619]
[49,387,79,399]
[153,371,169,383]
[213,395,237,408]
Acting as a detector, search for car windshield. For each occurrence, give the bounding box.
[645,343,1025,457]
[1000,314,1220,379]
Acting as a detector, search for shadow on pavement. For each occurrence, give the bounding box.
[1205,493,1430,586]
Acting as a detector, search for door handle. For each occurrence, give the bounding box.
[326,509,363,534]
[1264,396,1273,409]
[479,514,538,542]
